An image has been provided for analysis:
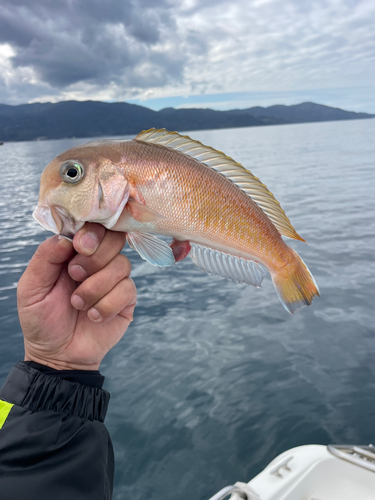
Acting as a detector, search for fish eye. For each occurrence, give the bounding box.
[60,161,84,183]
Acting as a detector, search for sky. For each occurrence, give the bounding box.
[0,0,374,112]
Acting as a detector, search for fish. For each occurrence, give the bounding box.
[33,128,319,313]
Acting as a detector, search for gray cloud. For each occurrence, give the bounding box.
[0,0,179,89]
[0,0,374,109]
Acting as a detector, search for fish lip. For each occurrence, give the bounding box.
[33,204,84,238]
[33,204,60,234]
[52,206,84,238]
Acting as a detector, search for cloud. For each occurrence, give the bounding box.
[0,0,181,90]
[0,0,374,111]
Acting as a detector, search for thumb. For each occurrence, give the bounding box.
[18,235,75,307]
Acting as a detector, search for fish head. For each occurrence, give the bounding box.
[33,141,129,238]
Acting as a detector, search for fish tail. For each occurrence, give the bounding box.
[271,249,319,314]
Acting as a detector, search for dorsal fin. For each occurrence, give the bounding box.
[135,128,305,242]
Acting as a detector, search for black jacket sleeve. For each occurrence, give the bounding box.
[0,361,114,500]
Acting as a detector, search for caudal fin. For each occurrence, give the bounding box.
[271,250,319,314]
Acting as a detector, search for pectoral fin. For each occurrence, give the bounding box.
[127,231,175,267]
[127,200,167,224]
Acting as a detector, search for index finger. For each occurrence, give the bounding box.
[18,235,74,307]
[73,223,106,256]
[69,224,127,282]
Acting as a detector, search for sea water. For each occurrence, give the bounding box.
[0,119,374,500]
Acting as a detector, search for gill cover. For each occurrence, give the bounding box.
[89,168,129,229]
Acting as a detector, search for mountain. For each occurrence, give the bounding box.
[0,100,373,142]
[237,102,373,123]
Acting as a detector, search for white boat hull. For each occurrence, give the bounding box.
[209,445,375,500]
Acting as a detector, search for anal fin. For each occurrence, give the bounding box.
[127,231,175,267]
[190,244,265,287]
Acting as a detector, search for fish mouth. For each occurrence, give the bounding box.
[33,204,84,239]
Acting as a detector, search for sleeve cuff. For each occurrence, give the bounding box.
[0,361,110,422]
[24,361,105,389]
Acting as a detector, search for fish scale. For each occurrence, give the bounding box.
[119,141,279,260]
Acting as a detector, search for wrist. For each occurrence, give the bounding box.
[23,361,105,389]
[24,353,101,371]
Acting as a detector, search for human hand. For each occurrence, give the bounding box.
[18,224,137,371]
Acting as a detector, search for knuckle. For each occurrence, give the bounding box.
[96,303,113,319]
[108,235,127,256]
[122,277,137,301]
[114,254,132,277]
[89,252,104,269]
[73,251,105,275]
[76,280,96,303]
[109,229,127,246]
[94,278,137,319]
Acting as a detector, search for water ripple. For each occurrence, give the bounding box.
[0,121,374,500]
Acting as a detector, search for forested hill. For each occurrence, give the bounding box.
[0,100,373,142]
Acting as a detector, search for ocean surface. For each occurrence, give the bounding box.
[0,119,374,500]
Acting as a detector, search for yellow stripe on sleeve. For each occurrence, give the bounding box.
[0,399,14,429]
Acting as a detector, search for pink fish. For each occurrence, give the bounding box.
[33,129,319,313]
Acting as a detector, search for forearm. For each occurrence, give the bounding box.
[0,361,114,500]
[5,225,135,499]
